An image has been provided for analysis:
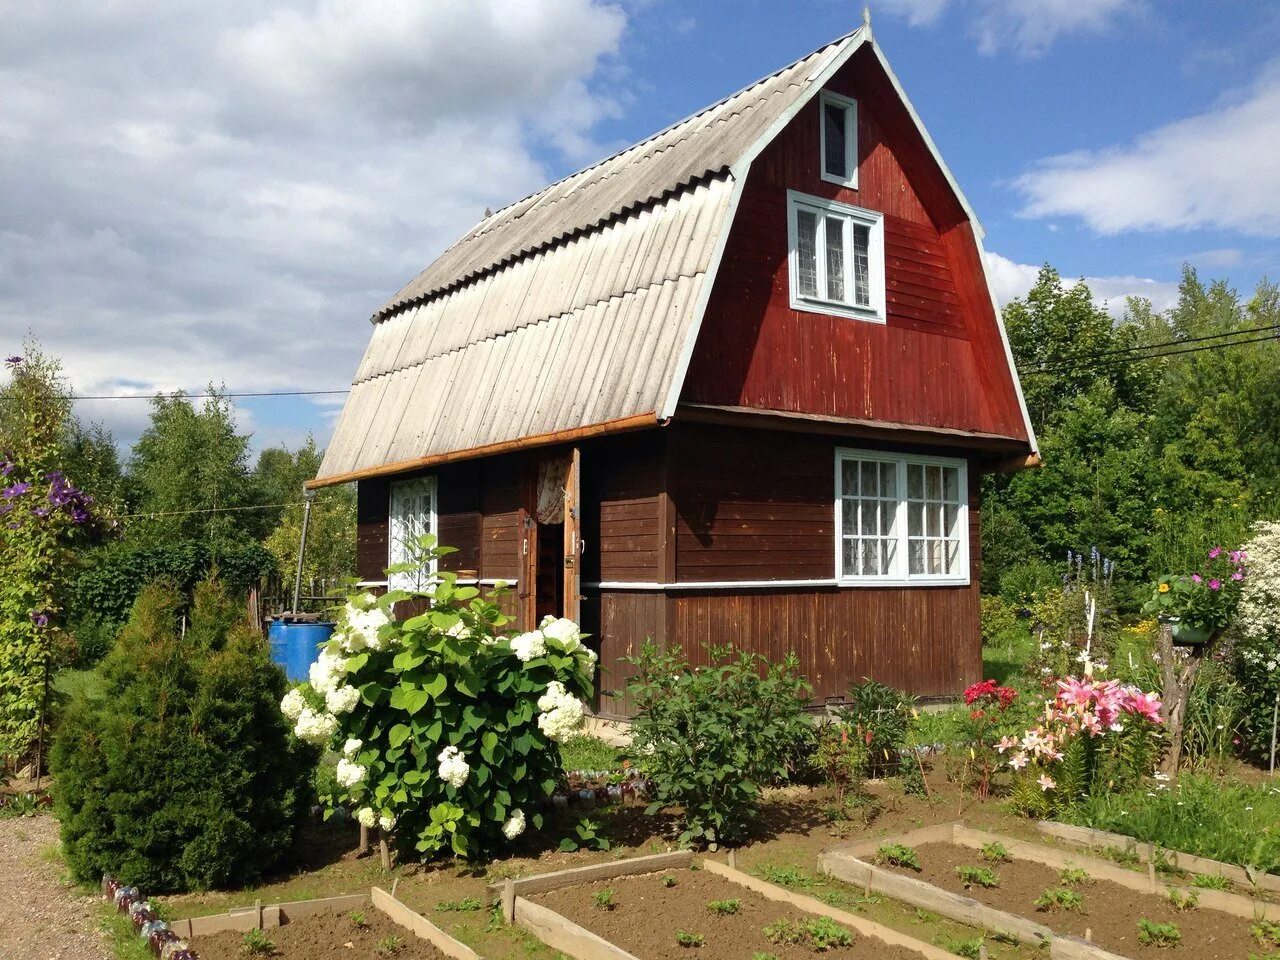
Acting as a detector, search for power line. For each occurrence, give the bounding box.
[1026,328,1279,377]
[71,388,351,401]
[104,501,306,521]
[1030,323,1280,374]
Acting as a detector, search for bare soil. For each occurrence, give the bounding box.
[194,907,448,960]
[887,841,1266,960]
[534,869,929,960]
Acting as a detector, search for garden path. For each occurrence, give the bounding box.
[0,813,110,959]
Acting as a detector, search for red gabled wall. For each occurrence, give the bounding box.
[682,46,1029,442]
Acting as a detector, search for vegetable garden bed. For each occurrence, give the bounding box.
[182,888,479,960]
[495,851,953,960]
[822,823,1280,960]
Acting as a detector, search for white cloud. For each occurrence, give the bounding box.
[984,251,1181,316]
[880,0,1137,56]
[0,0,628,450]
[1016,61,1280,236]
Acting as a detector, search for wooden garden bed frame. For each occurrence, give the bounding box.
[820,822,1280,960]
[1033,819,1280,895]
[170,886,480,959]
[490,849,957,960]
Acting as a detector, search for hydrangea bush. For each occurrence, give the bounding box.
[1234,521,1280,760]
[281,537,595,858]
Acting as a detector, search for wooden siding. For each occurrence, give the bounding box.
[356,477,390,582]
[681,46,1028,441]
[581,433,665,583]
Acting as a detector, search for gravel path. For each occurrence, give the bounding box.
[0,814,111,959]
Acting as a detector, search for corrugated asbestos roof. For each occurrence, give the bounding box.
[316,31,861,483]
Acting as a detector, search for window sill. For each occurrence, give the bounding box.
[820,170,859,190]
[791,294,885,324]
[837,577,971,588]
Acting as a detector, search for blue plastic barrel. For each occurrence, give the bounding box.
[268,619,337,682]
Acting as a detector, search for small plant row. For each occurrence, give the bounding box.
[103,875,196,959]
[668,916,856,951]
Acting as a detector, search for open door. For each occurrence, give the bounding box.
[531,448,582,625]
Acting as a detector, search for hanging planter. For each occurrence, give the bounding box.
[1159,615,1215,647]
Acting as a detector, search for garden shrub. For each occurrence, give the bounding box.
[626,643,812,848]
[282,537,596,858]
[1234,521,1280,761]
[813,721,868,807]
[835,679,913,777]
[51,577,314,891]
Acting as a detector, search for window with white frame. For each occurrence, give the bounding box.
[819,90,858,187]
[835,449,968,584]
[788,191,885,322]
[388,476,436,590]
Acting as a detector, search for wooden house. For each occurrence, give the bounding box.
[310,24,1039,714]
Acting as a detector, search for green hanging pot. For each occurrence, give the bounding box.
[1167,617,1214,646]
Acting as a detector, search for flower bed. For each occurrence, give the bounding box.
[822,824,1279,960]
[193,908,446,960]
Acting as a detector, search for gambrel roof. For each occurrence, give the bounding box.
[314,27,1034,486]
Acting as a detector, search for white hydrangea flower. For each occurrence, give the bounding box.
[539,614,555,629]
[355,806,377,828]
[280,688,306,721]
[446,620,472,639]
[537,681,567,713]
[335,757,367,788]
[325,684,360,715]
[294,707,338,745]
[511,631,547,662]
[502,808,526,840]
[309,647,348,694]
[437,745,471,788]
[342,738,363,757]
[379,812,396,831]
[541,618,581,651]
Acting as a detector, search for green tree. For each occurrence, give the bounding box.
[125,390,263,547]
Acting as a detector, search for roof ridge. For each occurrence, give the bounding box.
[457,29,858,243]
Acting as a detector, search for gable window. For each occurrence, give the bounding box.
[819,90,858,187]
[835,449,968,585]
[788,191,885,322]
[388,476,436,590]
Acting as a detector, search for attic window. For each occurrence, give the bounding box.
[787,190,884,323]
[819,91,858,187]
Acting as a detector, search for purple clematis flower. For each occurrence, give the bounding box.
[2,481,31,499]
[30,611,48,628]
[4,356,21,365]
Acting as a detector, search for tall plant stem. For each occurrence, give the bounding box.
[1156,622,1212,775]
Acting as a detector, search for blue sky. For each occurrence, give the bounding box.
[2,0,1276,455]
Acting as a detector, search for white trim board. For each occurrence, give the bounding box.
[582,578,966,591]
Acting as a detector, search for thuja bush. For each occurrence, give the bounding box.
[625,643,812,848]
[51,577,313,891]
[282,537,596,858]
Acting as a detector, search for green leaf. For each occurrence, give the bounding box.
[423,672,448,699]
[388,723,410,748]
[481,730,499,763]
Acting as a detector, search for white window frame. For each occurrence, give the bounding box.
[819,90,859,188]
[388,476,437,591]
[833,448,969,587]
[787,190,886,324]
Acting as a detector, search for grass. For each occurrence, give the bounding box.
[1033,888,1083,912]
[755,865,817,889]
[377,933,406,954]
[873,843,921,871]
[348,909,369,928]
[706,898,741,915]
[1069,775,1280,875]
[1252,920,1280,948]
[675,931,704,948]
[436,897,484,912]
[1190,873,1231,890]
[559,734,622,772]
[935,934,985,959]
[1136,919,1181,948]
[763,916,855,951]
[955,865,1000,889]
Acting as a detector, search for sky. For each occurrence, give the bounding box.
[2,0,1277,455]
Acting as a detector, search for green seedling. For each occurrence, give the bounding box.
[675,931,704,948]
[1166,888,1198,912]
[1251,919,1280,948]
[874,842,921,871]
[1058,865,1092,886]
[1137,919,1181,948]
[376,934,405,955]
[751,954,780,960]
[348,910,368,928]
[935,935,984,959]
[662,875,678,888]
[706,898,741,915]
[979,841,1011,864]
[241,929,276,956]
[756,865,814,888]
[763,916,855,951]
[436,897,484,912]
[1033,888,1083,912]
[592,888,617,911]
[955,865,1000,889]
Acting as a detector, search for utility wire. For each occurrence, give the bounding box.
[1029,322,1280,371]
[104,501,306,521]
[1026,329,1279,377]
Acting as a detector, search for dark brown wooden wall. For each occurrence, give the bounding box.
[681,46,1029,441]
